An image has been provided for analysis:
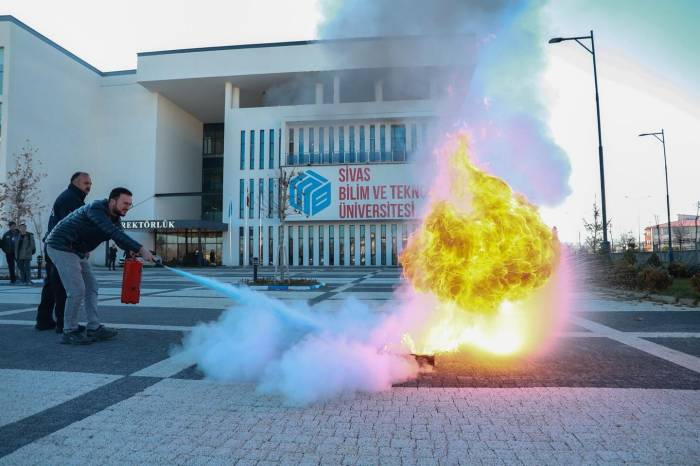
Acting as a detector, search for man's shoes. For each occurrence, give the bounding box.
[60,329,93,345]
[35,321,56,331]
[55,324,84,334]
[87,325,118,342]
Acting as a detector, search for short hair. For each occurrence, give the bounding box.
[19,223,26,228]
[71,172,89,183]
[109,187,133,200]
[8,221,16,227]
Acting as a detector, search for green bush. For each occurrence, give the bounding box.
[621,248,636,265]
[638,267,673,292]
[691,273,700,294]
[608,262,639,289]
[668,261,689,278]
[646,253,662,267]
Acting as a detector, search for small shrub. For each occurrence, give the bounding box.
[646,253,662,267]
[686,264,700,276]
[621,248,636,265]
[691,273,700,294]
[668,261,689,278]
[608,262,638,289]
[638,267,673,292]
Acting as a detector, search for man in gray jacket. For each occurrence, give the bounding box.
[15,223,35,285]
[47,187,153,345]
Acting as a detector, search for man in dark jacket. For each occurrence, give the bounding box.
[2,222,20,283]
[47,187,153,345]
[15,224,36,284]
[35,172,92,330]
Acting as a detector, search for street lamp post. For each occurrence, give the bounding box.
[549,30,610,254]
[639,129,674,263]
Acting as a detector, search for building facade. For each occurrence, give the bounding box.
[643,214,700,252]
[0,16,472,266]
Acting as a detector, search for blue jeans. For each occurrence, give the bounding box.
[47,246,100,332]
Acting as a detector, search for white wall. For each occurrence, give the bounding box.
[154,93,203,219]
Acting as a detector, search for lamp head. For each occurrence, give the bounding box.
[548,37,564,44]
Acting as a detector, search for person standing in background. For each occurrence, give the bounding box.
[2,222,20,283]
[15,223,36,285]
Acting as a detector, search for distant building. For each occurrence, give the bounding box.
[643,214,700,252]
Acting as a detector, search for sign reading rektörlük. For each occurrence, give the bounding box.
[287,165,427,221]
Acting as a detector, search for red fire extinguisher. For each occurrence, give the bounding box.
[121,258,143,304]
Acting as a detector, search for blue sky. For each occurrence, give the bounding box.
[2,0,697,245]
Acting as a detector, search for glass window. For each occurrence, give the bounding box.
[329,225,335,266]
[299,128,305,164]
[370,125,376,161]
[359,126,366,162]
[319,225,324,266]
[249,130,255,170]
[258,225,263,260]
[338,126,345,163]
[248,227,254,265]
[349,225,355,265]
[268,178,274,218]
[288,226,293,267]
[309,127,315,163]
[360,225,366,265]
[249,179,254,219]
[268,226,274,265]
[349,126,355,163]
[370,224,376,266]
[308,225,314,266]
[259,130,265,169]
[391,224,398,265]
[329,127,335,163]
[258,179,264,218]
[402,223,408,250]
[240,130,245,170]
[381,224,387,265]
[391,125,406,162]
[278,226,283,266]
[0,47,3,96]
[298,226,304,265]
[288,128,295,164]
[239,179,245,219]
[339,225,345,265]
[269,129,275,169]
[319,127,325,164]
[380,125,387,161]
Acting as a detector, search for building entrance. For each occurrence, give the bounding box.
[155,230,223,266]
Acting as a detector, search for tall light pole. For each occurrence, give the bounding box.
[639,129,674,263]
[549,31,609,254]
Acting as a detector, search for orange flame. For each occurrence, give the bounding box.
[400,135,560,356]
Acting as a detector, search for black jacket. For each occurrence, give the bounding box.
[45,184,88,239]
[46,199,142,257]
[1,229,19,255]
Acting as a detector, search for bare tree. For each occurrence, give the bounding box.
[618,231,636,251]
[0,141,46,237]
[274,166,298,280]
[654,214,662,251]
[673,226,685,252]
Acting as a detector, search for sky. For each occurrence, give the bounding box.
[1,0,697,245]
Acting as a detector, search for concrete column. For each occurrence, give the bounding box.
[225,82,232,110]
[315,82,323,104]
[333,75,340,104]
[374,80,384,102]
[429,77,439,99]
[232,86,240,108]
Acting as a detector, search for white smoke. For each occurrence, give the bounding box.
[170,271,422,406]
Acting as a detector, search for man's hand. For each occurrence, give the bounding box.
[138,247,154,262]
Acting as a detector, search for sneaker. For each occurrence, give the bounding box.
[56,324,85,334]
[61,329,93,345]
[87,325,118,341]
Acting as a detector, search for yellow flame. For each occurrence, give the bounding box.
[400,135,560,356]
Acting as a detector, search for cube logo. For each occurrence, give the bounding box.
[289,170,331,217]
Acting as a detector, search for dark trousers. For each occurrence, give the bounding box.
[34,258,67,327]
[5,253,16,283]
[107,257,116,270]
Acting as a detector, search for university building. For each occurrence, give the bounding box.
[0,15,472,267]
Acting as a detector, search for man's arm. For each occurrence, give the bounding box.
[86,208,142,253]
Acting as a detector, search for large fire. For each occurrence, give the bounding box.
[400,135,561,356]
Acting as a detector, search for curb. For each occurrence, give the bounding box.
[248,282,326,291]
[594,287,699,308]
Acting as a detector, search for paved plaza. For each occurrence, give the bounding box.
[0,266,698,465]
